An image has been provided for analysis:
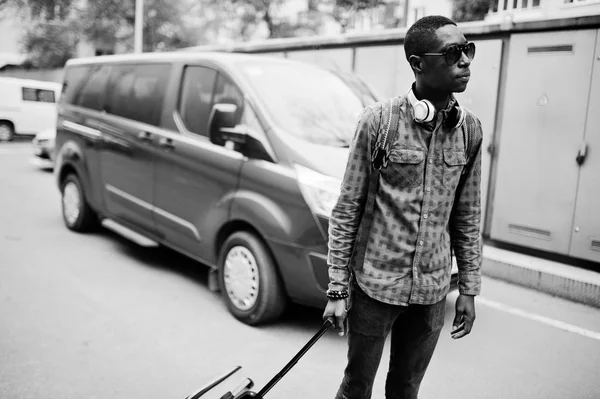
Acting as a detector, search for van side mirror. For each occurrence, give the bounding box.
[208,103,246,147]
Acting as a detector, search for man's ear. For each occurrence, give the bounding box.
[409,55,424,74]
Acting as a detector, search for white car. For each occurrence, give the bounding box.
[0,77,61,142]
[31,127,56,169]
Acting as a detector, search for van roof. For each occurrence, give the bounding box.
[65,51,296,68]
[0,76,62,90]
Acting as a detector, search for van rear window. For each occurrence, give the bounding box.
[62,66,93,105]
[76,65,111,111]
[22,87,55,103]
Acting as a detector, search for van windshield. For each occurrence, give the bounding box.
[237,60,376,147]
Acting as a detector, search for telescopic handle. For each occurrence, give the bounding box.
[253,318,334,399]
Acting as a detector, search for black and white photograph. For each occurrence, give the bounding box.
[1,1,599,398]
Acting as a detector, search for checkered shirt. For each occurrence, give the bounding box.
[327,95,483,306]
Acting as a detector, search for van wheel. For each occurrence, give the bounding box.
[0,122,14,142]
[61,174,97,232]
[218,231,287,326]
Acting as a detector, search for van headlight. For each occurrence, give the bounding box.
[294,164,341,219]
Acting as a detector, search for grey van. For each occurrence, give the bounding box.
[54,51,456,325]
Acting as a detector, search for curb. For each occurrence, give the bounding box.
[481,246,600,309]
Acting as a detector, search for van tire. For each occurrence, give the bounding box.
[218,231,287,325]
[0,122,14,142]
[61,173,97,232]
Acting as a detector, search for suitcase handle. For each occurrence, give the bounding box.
[252,318,334,399]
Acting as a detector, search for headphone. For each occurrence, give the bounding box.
[407,86,466,129]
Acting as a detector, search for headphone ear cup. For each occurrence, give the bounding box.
[445,105,458,128]
[445,105,466,129]
[413,99,435,123]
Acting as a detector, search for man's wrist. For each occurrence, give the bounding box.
[326,289,349,300]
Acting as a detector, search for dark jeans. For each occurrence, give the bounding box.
[335,282,446,399]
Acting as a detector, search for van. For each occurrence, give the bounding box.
[0,77,62,141]
[54,52,457,325]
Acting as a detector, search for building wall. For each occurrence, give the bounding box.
[486,0,600,23]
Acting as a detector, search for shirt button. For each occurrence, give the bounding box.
[423,214,428,219]
[426,186,431,192]
[419,240,424,246]
[429,159,433,164]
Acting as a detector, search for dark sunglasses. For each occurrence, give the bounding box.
[419,42,476,66]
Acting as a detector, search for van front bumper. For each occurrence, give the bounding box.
[265,238,329,309]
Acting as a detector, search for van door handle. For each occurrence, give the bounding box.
[158,137,175,151]
[576,141,588,166]
[137,131,152,143]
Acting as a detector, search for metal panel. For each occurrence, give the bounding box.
[354,45,413,99]
[569,29,600,263]
[454,39,503,235]
[286,48,353,73]
[490,30,597,254]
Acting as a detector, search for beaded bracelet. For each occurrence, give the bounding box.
[326,289,349,300]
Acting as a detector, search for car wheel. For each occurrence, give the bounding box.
[61,174,97,232]
[0,122,14,142]
[218,231,287,325]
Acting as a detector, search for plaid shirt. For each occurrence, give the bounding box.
[327,94,483,306]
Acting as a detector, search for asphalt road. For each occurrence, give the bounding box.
[1,142,600,399]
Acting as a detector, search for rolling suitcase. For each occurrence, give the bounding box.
[183,318,334,399]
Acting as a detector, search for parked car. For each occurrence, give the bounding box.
[31,127,56,169]
[0,77,61,142]
[54,51,457,326]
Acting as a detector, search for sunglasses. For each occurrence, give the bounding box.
[418,42,476,66]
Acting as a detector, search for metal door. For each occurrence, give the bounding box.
[490,30,597,254]
[569,29,600,263]
[99,116,157,233]
[99,64,170,234]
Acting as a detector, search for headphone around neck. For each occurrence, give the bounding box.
[406,86,466,129]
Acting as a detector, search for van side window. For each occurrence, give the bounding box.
[76,65,111,111]
[241,101,274,162]
[208,73,245,147]
[106,64,171,126]
[62,66,92,105]
[106,63,170,126]
[22,88,55,103]
[178,66,217,137]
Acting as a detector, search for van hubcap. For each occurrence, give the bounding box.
[224,246,259,311]
[0,125,12,141]
[63,182,81,226]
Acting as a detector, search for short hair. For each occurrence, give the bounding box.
[404,15,457,61]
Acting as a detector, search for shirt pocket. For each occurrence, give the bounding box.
[442,149,467,191]
[385,148,425,189]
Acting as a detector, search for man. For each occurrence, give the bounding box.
[323,15,483,399]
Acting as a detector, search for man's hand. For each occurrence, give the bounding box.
[451,294,476,339]
[322,298,349,337]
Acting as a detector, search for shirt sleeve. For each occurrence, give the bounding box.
[326,105,378,292]
[450,114,483,296]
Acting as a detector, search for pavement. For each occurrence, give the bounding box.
[482,244,600,309]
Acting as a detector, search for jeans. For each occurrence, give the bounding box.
[334,282,446,399]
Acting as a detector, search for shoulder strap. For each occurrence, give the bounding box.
[371,97,402,171]
[462,110,478,167]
